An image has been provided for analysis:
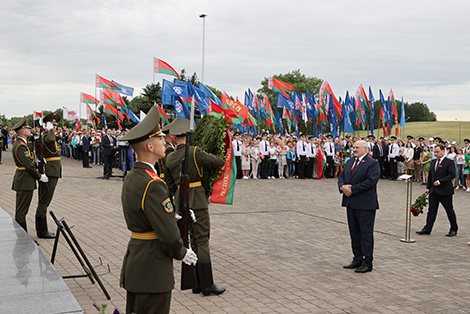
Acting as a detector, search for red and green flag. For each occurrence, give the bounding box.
[96,74,122,91]
[268,77,293,98]
[86,104,101,127]
[80,92,100,105]
[210,129,236,205]
[33,111,43,120]
[102,89,127,110]
[154,58,180,79]
[155,103,169,125]
[356,84,371,111]
[319,81,343,120]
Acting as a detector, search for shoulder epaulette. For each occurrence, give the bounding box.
[145,169,163,182]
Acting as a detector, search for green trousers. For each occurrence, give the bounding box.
[15,190,34,223]
[36,177,58,217]
[126,290,171,314]
[191,208,211,263]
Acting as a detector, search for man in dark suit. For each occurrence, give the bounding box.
[372,138,385,178]
[416,143,458,236]
[1,125,8,151]
[338,140,380,273]
[101,128,116,179]
[82,131,92,168]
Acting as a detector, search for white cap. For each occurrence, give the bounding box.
[452,141,456,144]
[429,137,434,141]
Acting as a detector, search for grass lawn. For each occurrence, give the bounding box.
[353,121,470,145]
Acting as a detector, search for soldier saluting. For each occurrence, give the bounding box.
[11,116,49,233]
[34,112,62,239]
[119,107,197,314]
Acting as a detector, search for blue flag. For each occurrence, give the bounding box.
[369,87,375,139]
[199,82,221,106]
[328,95,338,138]
[276,92,295,111]
[400,97,406,128]
[274,108,283,135]
[127,108,140,123]
[251,126,257,137]
[112,80,134,97]
[174,96,191,119]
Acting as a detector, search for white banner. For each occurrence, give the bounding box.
[63,106,79,121]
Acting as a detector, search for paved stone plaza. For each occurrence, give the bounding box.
[1,151,470,313]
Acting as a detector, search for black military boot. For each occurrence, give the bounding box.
[35,216,56,239]
[17,221,27,232]
[192,263,203,293]
[198,262,226,296]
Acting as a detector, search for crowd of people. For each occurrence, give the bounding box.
[3,122,470,190]
[232,131,470,191]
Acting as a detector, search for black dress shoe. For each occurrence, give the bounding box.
[416,229,431,235]
[355,265,372,273]
[445,230,457,237]
[343,261,362,269]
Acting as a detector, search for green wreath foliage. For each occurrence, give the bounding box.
[191,115,228,201]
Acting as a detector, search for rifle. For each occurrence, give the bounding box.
[34,123,48,191]
[179,130,197,290]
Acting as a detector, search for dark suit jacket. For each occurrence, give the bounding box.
[101,135,116,156]
[427,157,455,196]
[338,155,380,210]
[82,136,91,152]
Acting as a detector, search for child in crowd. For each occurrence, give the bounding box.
[333,150,341,177]
[286,143,296,179]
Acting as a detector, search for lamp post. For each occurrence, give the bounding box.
[199,14,207,83]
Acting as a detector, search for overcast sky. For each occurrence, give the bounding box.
[1,0,469,120]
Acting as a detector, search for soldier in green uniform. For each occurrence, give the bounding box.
[35,112,62,238]
[119,106,197,314]
[164,118,226,296]
[155,121,177,180]
[11,117,49,232]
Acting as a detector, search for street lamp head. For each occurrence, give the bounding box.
[199,14,207,18]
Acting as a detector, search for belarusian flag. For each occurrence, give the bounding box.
[355,84,371,111]
[102,89,127,110]
[268,77,293,98]
[211,129,236,205]
[155,103,169,125]
[153,58,180,79]
[81,92,100,105]
[33,111,43,120]
[96,74,122,91]
[86,104,101,125]
[319,81,343,120]
[104,103,125,122]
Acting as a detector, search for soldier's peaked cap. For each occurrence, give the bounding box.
[44,112,61,124]
[167,118,192,136]
[12,116,31,132]
[120,106,164,144]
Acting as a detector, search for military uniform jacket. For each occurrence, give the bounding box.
[42,130,62,178]
[120,162,186,293]
[164,144,225,210]
[12,138,41,191]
